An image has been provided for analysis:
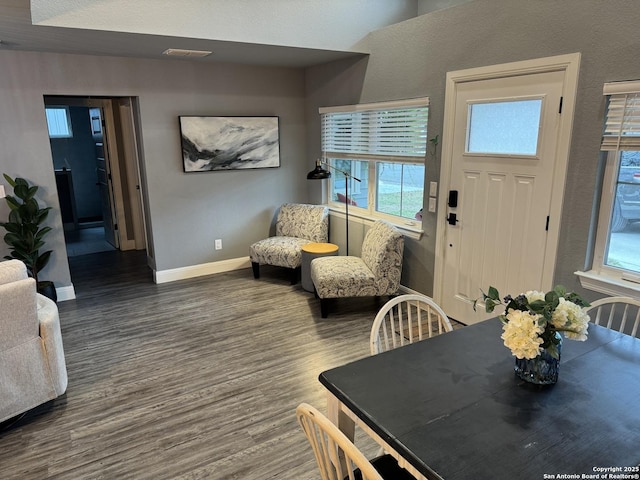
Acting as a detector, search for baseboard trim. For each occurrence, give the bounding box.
[154,257,251,284]
[56,284,76,302]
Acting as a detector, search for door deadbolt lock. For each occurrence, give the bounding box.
[448,190,458,208]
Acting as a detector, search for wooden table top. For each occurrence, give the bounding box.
[319,318,640,480]
[302,242,339,254]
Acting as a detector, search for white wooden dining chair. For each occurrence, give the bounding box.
[585,296,640,337]
[296,403,415,480]
[370,294,453,355]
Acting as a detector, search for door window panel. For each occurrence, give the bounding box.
[467,99,542,155]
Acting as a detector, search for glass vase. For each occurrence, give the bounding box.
[514,334,562,385]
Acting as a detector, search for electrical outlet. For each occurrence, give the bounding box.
[215,239,222,250]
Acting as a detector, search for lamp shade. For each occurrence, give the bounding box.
[307,164,331,180]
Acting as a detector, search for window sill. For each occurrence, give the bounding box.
[327,207,424,240]
[575,270,640,297]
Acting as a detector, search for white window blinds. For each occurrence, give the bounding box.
[320,98,429,162]
[602,81,640,151]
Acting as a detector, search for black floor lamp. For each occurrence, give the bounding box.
[307,159,361,255]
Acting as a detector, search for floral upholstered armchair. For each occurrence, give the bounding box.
[310,220,404,318]
[250,203,329,284]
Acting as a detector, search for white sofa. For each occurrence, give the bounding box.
[0,260,68,423]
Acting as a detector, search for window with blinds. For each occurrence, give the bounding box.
[602,85,640,151]
[590,81,640,282]
[321,101,429,161]
[319,98,429,222]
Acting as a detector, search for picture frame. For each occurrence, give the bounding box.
[179,116,280,172]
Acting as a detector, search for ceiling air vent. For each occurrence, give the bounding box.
[162,48,212,57]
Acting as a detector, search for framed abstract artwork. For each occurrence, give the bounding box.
[179,116,280,172]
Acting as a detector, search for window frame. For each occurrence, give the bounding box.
[319,98,429,235]
[577,81,640,296]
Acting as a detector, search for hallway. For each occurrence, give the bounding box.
[64,226,116,257]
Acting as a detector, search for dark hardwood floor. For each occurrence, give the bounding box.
[1,250,401,479]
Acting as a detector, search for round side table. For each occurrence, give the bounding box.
[301,242,339,292]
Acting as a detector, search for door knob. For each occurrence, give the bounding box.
[447,213,459,225]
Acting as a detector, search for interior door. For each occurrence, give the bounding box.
[439,70,565,324]
[91,106,119,249]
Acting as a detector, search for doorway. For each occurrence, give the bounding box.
[45,96,147,259]
[434,54,581,325]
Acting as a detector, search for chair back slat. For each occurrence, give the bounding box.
[370,294,453,355]
[401,303,410,345]
[632,310,640,337]
[585,296,640,338]
[416,302,423,340]
[297,403,384,480]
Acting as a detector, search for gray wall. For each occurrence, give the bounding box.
[0,50,308,288]
[3,0,639,300]
[305,0,640,299]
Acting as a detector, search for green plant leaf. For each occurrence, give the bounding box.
[4,195,20,211]
[13,183,30,200]
[35,250,52,273]
[484,298,498,313]
[553,285,567,298]
[8,209,22,224]
[528,299,546,313]
[26,185,38,200]
[3,173,16,187]
[565,291,589,308]
[487,286,500,301]
[546,343,560,360]
[4,232,23,246]
[36,208,51,223]
[1,222,19,234]
[35,226,52,240]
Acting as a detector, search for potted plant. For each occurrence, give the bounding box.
[0,173,56,301]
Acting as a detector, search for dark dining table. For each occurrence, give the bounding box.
[319,318,640,480]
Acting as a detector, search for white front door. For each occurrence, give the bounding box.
[435,55,580,325]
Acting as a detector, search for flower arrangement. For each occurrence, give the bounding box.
[474,285,591,360]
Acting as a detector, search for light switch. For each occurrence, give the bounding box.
[428,197,437,213]
[0,185,5,198]
[429,181,438,197]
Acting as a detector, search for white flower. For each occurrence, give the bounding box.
[551,298,590,341]
[525,290,545,303]
[501,309,545,359]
